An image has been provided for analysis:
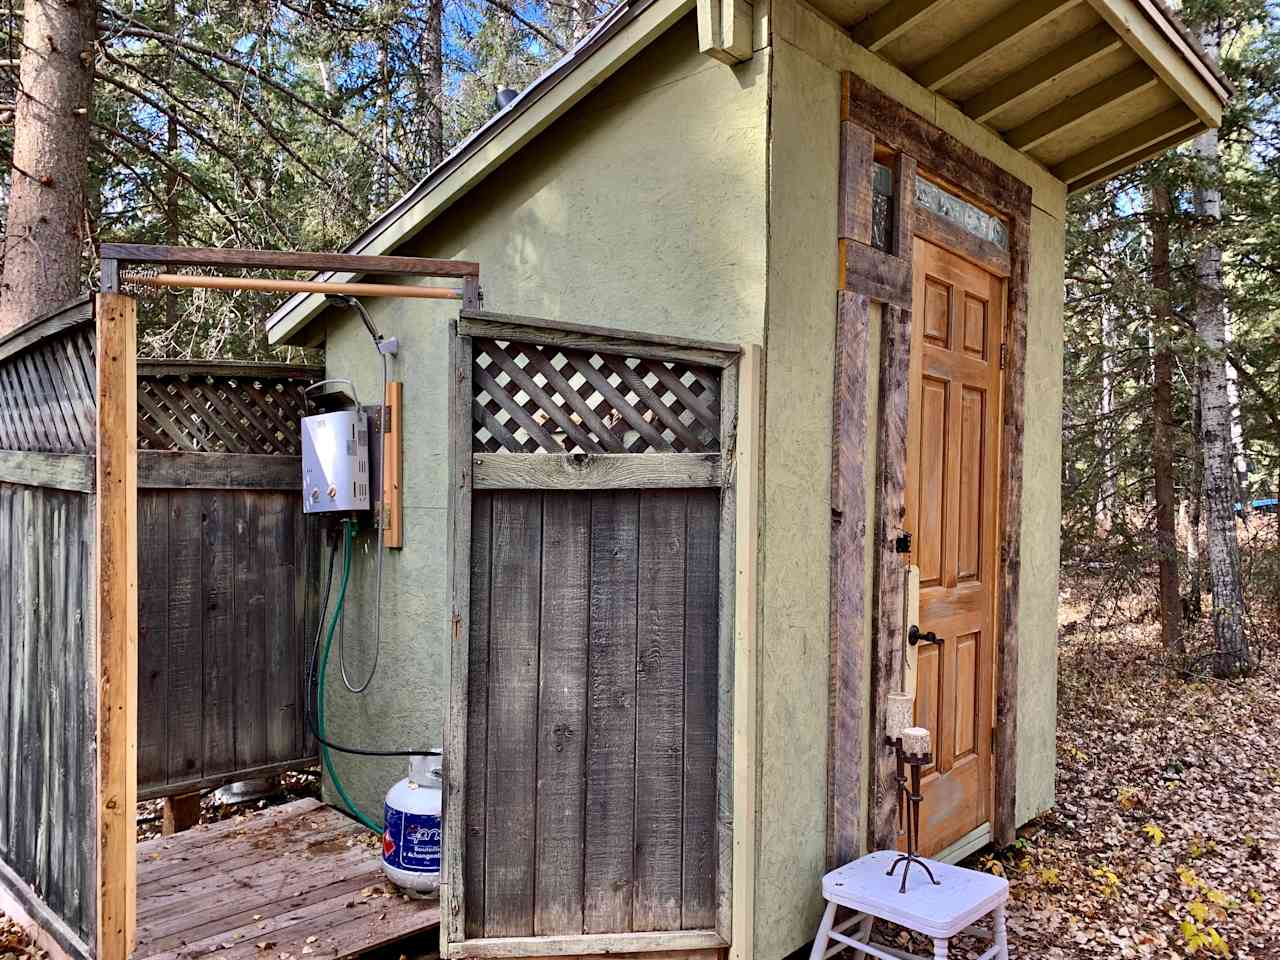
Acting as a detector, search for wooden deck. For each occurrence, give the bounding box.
[135,798,440,960]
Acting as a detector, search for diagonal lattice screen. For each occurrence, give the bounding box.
[137,369,314,455]
[472,338,722,454]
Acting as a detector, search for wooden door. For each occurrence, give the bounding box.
[904,237,1004,857]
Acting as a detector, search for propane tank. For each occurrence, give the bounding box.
[382,754,443,895]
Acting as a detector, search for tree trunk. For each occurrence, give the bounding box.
[1185,363,1205,621]
[0,0,96,333]
[423,0,444,168]
[1150,181,1183,660]
[1191,23,1249,677]
[1098,307,1115,531]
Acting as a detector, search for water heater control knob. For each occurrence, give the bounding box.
[327,484,337,499]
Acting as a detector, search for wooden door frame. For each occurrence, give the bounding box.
[827,73,1032,862]
[444,311,758,960]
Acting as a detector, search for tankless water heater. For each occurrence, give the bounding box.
[301,409,370,513]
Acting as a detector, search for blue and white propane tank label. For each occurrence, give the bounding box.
[383,804,442,873]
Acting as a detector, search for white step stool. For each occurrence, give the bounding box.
[810,851,1009,960]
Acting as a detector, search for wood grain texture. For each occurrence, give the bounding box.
[459,313,740,369]
[0,296,92,367]
[95,292,138,960]
[827,292,872,868]
[137,452,302,490]
[584,490,640,934]
[464,494,492,940]
[452,932,727,958]
[841,241,912,309]
[993,215,1030,847]
[839,122,876,245]
[534,493,590,936]
[633,492,688,932]
[383,380,404,547]
[473,454,723,490]
[682,491,719,928]
[99,243,479,277]
[446,324,474,948]
[483,494,542,937]
[911,204,1011,279]
[0,451,95,491]
[133,798,440,960]
[869,304,913,853]
[842,73,1033,218]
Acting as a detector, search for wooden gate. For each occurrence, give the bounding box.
[446,313,740,959]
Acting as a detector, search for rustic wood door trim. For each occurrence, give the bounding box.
[445,314,742,957]
[829,72,1032,859]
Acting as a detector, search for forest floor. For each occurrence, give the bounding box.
[943,574,1280,960]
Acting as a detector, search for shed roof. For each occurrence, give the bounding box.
[266,0,1228,345]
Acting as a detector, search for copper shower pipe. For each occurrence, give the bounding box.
[120,272,464,300]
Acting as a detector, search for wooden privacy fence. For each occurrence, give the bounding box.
[0,295,321,960]
[133,360,321,801]
[0,297,99,959]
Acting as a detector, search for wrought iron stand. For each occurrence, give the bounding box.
[884,737,940,894]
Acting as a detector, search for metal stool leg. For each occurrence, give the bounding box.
[932,938,949,960]
[809,901,837,960]
[993,904,1009,960]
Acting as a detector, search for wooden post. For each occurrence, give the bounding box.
[95,292,138,960]
[161,792,202,835]
[383,380,404,548]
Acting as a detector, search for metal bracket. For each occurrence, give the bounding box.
[894,531,912,554]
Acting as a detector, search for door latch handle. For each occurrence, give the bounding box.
[908,625,943,646]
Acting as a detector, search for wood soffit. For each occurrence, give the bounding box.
[833,0,1230,193]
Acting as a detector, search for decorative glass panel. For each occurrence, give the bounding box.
[871,161,895,252]
[915,176,1009,250]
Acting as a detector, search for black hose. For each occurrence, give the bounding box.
[304,521,439,758]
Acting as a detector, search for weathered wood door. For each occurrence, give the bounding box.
[448,314,737,956]
[904,237,1003,856]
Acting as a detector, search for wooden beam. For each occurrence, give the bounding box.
[1066,125,1203,192]
[715,358,739,943]
[838,121,876,244]
[161,792,202,835]
[851,0,953,52]
[0,450,95,492]
[444,321,474,952]
[458,312,741,368]
[1051,103,1199,185]
[472,452,723,490]
[1087,0,1228,126]
[94,292,138,960]
[912,204,1011,278]
[383,380,404,548]
[137,758,314,802]
[827,292,872,867]
[124,272,463,301]
[100,243,480,277]
[452,932,727,958]
[993,215,1031,847]
[913,0,1083,91]
[137,359,320,380]
[868,302,912,852]
[962,24,1123,123]
[1004,63,1158,151]
[0,295,93,365]
[841,240,912,309]
[843,74,1032,218]
[729,344,761,960]
[697,0,752,64]
[136,451,302,490]
[0,857,94,960]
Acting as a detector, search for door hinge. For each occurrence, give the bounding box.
[999,343,1008,369]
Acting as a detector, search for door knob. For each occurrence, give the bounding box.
[908,625,942,646]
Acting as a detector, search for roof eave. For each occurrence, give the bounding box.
[267,0,696,346]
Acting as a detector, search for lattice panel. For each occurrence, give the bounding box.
[137,368,315,454]
[472,338,722,454]
[0,327,97,454]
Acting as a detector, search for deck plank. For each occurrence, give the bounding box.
[135,799,439,960]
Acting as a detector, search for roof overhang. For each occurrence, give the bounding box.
[267,0,1228,345]
[825,0,1228,189]
[266,0,694,346]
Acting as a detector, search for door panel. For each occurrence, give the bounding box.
[904,237,1004,856]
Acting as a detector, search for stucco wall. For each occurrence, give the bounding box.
[756,4,1066,957]
[315,12,770,822]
